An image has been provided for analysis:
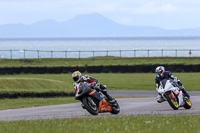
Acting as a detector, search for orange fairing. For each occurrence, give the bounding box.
[98,99,112,112]
[89,90,96,95]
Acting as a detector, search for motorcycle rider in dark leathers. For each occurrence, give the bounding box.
[72,71,115,103]
[155,66,190,103]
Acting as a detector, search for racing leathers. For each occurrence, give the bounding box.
[155,71,190,103]
[73,75,114,102]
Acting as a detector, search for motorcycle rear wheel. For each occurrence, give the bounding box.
[82,97,99,115]
[166,93,179,110]
[184,98,192,109]
[110,100,120,114]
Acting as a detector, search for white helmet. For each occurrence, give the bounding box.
[155,66,165,75]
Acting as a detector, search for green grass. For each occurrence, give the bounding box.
[0,115,199,133]
[0,78,71,93]
[0,73,199,93]
[0,97,79,110]
[1,57,200,67]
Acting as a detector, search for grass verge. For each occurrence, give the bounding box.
[0,73,199,93]
[0,78,71,93]
[1,57,200,67]
[0,97,78,110]
[0,115,199,133]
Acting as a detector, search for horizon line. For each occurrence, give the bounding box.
[1,36,200,41]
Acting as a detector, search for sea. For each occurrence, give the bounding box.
[0,37,200,59]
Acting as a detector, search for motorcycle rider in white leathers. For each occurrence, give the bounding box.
[155,66,190,103]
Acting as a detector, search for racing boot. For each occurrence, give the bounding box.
[179,86,190,99]
[102,91,115,104]
[182,89,190,99]
[107,94,115,103]
[156,93,165,103]
[99,84,115,103]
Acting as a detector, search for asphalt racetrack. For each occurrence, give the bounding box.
[0,91,200,121]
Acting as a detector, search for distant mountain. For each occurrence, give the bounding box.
[0,13,200,37]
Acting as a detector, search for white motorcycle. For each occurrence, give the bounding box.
[157,79,192,110]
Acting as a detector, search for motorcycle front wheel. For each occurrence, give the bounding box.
[82,97,99,115]
[166,93,179,110]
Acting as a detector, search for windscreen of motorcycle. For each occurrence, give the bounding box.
[160,79,167,88]
[78,82,85,91]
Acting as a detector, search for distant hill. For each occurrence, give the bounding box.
[0,13,200,37]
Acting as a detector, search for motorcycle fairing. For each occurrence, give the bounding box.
[158,80,179,95]
[89,90,103,102]
[158,79,184,106]
[98,99,112,112]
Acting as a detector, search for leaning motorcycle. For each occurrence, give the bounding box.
[75,82,120,115]
[157,79,192,110]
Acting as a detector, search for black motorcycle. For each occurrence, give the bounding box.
[75,82,120,115]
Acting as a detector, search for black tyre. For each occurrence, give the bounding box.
[110,100,120,114]
[184,98,192,109]
[82,97,98,115]
[166,93,179,110]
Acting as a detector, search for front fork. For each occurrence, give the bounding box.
[170,92,175,99]
[165,91,176,100]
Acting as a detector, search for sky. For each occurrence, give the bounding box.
[0,0,200,29]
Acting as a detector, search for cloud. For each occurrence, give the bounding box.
[0,0,183,14]
[0,0,200,29]
[136,3,177,14]
[118,2,177,15]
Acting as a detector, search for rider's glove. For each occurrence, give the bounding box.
[177,80,182,86]
[94,84,101,91]
[171,81,177,87]
[91,82,96,86]
[174,77,178,82]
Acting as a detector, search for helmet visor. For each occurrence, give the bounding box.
[73,77,79,82]
[156,72,161,75]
